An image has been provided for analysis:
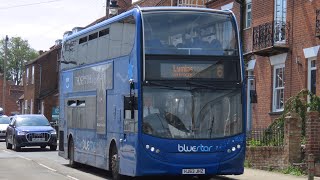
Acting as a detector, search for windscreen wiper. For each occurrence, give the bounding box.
[144,81,175,89]
[186,81,238,90]
[185,81,218,89]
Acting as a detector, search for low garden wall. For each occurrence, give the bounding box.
[246,146,287,170]
[245,113,301,171]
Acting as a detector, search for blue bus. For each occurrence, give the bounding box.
[58,6,246,180]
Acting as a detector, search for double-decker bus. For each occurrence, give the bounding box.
[58,6,246,180]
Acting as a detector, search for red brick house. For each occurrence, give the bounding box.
[21,43,61,122]
[0,75,23,115]
[205,0,320,130]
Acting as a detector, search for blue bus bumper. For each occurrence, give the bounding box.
[136,144,245,176]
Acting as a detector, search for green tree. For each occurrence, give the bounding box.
[0,37,39,85]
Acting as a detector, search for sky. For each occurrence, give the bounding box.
[0,0,110,51]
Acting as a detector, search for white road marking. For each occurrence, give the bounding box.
[17,155,32,161]
[3,149,81,180]
[2,150,12,154]
[67,175,79,180]
[38,163,57,172]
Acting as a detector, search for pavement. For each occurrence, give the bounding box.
[224,168,320,180]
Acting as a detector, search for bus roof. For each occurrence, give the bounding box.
[62,6,233,43]
[139,6,232,14]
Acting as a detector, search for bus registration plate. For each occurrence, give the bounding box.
[182,168,205,174]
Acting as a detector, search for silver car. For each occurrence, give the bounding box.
[0,115,10,139]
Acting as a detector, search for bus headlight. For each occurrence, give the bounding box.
[145,144,160,153]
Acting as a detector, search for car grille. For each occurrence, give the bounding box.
[0,130,6,133]
[26,132,51,142]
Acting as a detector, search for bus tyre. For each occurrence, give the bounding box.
[69,138,79,168]
[50,145,57,151]
[111,147,130,180]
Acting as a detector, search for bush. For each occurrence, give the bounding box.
[281,166,305,176]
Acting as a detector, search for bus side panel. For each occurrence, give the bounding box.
[73,129,97,167]
[95,135,110,170]
[59,71,73,159]
[107,56,137,176]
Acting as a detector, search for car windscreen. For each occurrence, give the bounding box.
[0,116,10,124]
[16,116,50,127]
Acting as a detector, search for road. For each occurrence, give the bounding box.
[0,139,311,180]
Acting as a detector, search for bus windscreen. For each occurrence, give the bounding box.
[143,11,238,56]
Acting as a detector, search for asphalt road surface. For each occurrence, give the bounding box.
[0,139,311,180]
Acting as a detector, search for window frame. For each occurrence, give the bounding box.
[24,100,28,114]
[245,0,252,28]
[308,57,317,103]
[31,65,35,84]
[26,67,29,85]
[272,64,285,112]
[30,99,33,114]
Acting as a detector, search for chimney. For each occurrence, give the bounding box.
[39,50,44,55]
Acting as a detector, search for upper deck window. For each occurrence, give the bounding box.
[142,11,238,56]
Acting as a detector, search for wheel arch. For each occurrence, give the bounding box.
[67,133,74,159]
[108,139,117,170]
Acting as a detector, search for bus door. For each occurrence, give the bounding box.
[121,84,138,174]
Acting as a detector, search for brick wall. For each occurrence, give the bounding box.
[305,112,320,176]
[23,46,59,114]
[306,111,320,160]
[43,94,59,122]
[246,146,287,170]
[246,114,302,170]
[0,75,23,115]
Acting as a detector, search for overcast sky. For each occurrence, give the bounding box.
[0,0,109,51]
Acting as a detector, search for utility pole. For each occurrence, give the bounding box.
[2,35,8,114]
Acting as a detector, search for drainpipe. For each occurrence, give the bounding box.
[38,64,42,113]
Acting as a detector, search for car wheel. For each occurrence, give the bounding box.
[6,135,12,149]
[50,145,57,151]
[111,146,130,180]
[69,138,78,167]
[13,137,21,152]
[40,145,46,149]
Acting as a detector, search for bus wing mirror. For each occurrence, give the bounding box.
[124,96,138,119]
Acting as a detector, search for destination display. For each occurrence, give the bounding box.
[145,59,239,81]
[160,63,224,79]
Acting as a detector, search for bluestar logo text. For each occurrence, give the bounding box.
[178,144,213,152]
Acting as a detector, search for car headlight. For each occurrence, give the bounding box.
[17,131,26,135]
[50,130,57,135]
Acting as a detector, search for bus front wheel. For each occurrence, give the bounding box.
[110,146,130,180]
[69,138,79,168]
